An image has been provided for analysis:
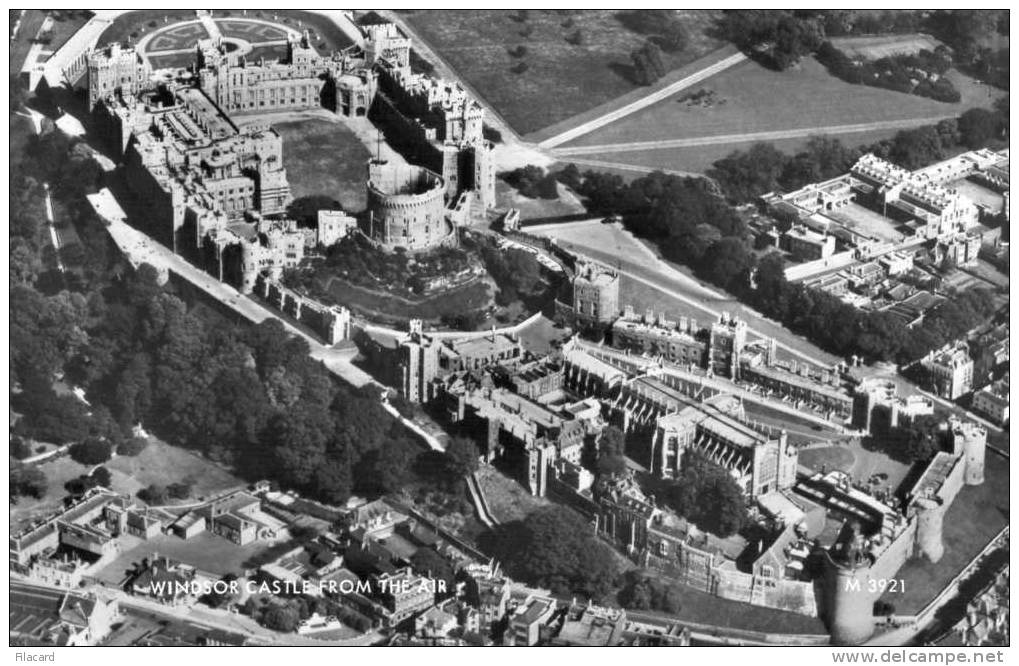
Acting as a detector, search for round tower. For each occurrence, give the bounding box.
[822,522,876,645]
[824,557,876,645]
[912,496,945,563]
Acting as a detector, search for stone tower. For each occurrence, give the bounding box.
[87,43,150,110]
[822,522,876,645]
[949,417,986,486]
[912,496,945,563]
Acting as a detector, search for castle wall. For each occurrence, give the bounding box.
[254,273,352,345]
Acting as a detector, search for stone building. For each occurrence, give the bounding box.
[572,261,620,325]
[364,160,453,253]
[611,307,706,368]
[920,341,974,400]
[87,42,150,110]
[708,312,747,379]
[651,394,798,497]
[196,31,377,118]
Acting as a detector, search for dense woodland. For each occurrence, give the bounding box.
[9,121,469,509]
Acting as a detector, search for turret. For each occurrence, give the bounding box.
[912,496,945,563]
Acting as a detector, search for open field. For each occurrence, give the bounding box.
[106,437,244,502]
[275,118,371,212]
[10,10,48,75]
[403,9,723,135]
[561,58,1006,164]
[883,457,1009,613]
[829,33,940,60]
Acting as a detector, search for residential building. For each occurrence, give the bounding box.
[781,224,836,261]
[10,587,119,647]
[611,306,706,368]
[972,376,1009,426]
[920,342,975,400]
[508,596,557,646]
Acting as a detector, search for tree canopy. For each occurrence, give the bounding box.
[664,451,749,538]
[486,505,617,601]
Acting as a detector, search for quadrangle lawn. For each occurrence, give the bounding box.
[275,118,371,212]
[404,9,723,135]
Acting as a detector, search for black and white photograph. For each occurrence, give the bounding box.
[7,6,1011,659]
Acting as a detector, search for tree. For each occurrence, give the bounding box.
[701,237,755,290]
[596,426,628,477]
[445,436,480,477]
[137,483,168,505]
[69,438,113,465]
[262,604,301,633]
[167,480,193,499]
[903,415,944,463]
[409,547,456,599]
[958,108,1003,150]
[11,461,47,500]
[91,466,112,488]
[488,505,617,600]
[664,450,748,537]
[117,436,149,456]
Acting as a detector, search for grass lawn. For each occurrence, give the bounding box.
[798,446,856,474]
[496,179,587,222]
[515,314,570,356]
[564,58,1007,149]
[629,575,828,635]
[95,531,273,582]
[97,10,203,46]
[100,10,352,55]
[883,457,1009,613]
[10,455,93,532]
[556,126,914,176]
[106,436,244,503]
[403,9,723,135]
[323,275,493,325]
[148,52,197,70]
[275,118,371,212]
[10,10,47,75]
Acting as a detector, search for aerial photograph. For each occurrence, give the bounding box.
[8,7,1010,657]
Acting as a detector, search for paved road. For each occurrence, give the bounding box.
[551,116,960,156]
